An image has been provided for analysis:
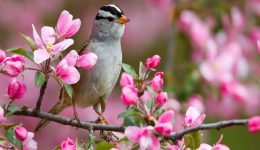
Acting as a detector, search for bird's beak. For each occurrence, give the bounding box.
[117,15,130,24]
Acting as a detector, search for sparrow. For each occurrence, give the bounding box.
[35,4,129,131]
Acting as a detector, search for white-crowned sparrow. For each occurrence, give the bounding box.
[35,4,129,131]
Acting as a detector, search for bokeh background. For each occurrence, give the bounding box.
[0,0,260,149]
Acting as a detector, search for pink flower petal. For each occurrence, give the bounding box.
[32,24,43,48]
[52,39,74,54]
[56,63,80,84]
[41,26,56,44]
[65,19,81,38]
[33,49,51,64]
[125,126,141,143]
[64,50,79,66]
[57,10,73,37]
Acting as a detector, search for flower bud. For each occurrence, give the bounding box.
[248,116,260,133]
[3,55,25,77]
[155,110,174,135]
[120,73,134,87]
[121,86,138,105]
[0,49,6,63]
[61,138,76,150]
[145,55,161,69]
[151,72,164,91]
[7,78,27,100]
[76,52,98,70]
[156,91,168,106]
[15,126,28,141]
[184,106,206,127]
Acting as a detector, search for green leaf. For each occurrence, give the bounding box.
[64,84,74,98]
[95,140,114,150]
[123,115,145,127]
[118,109,140,118]
[35,71,46,87]
[19,32,37,51]
[138,62,146,79]
[122,63,138,78]
[7,47,33,60]
[184,131,202,150]
[5,128,22,148]
[5,105,19,118]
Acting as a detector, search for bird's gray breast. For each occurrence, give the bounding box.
[73,41,122,107]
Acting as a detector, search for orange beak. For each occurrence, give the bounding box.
[118,15,130,24]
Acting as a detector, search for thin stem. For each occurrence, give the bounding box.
[34,78,49,112]
[24,67,45,73]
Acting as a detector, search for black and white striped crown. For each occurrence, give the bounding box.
[96,4,124,20]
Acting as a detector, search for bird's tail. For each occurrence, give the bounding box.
[34,93,72,131]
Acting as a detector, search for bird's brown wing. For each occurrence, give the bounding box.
[77,41,89,55]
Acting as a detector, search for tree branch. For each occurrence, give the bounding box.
[13,108,248,141]
[34,79,48,111]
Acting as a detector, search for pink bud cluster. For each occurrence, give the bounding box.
[14,126,37,149]
[60,138,76,150]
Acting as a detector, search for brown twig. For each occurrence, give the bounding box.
[12,108,248,141]
[34,79,48,112]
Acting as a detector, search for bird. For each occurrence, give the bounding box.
[35,4,129,131]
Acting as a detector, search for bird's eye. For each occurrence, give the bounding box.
[107,17,114,22]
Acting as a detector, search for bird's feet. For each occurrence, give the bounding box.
[95,112,110,124]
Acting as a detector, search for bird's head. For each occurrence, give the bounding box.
[92,4,129,40]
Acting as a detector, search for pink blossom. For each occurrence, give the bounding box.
[220,80,249,103]
[184,106,206,127]
[198,143,213,150]
[120,72,134,87]
[76,52,98,70]
[156,91,168,106]
[125,126,160,150]
[0,106,6,123]
[145,55,161,69]
[187,95,205,113]
[56,60,80,84]
[3,55,25,77]
[32,24,74,64]
[7,78,27,100]
[63,50,79,66]
[56,10,81,39]
[155,110,174,135]
[15,126,28,141]
[23,132,37,150]
[0,49,6,62]
[121,86,138,105]
[248,116,260,133]
[151,72,164,91]
[213,144,230,150]
[61,138,76,150]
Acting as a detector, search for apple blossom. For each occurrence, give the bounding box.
[23,132,37,150]
[120,72,134,87]
[121,85,138,105]
[156,91,168,106]
[15,126,28,141]
[248,116,260,133]
[145,55,161,69]
[0,49,6,62]
[76,52,98,70]
[184,106,206,127]
[32,24,74,64]
[63,50,79,66]
[125,126,160,150]
[3,55,25,77]
[56,10,81,39]
[151,72,164,91]
[61,138,76,150]
[7,78,27,100]
[56,59,80,84]
[167,145,180,150]
[155,110,174,135]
